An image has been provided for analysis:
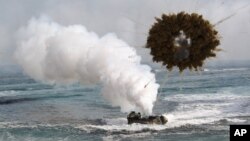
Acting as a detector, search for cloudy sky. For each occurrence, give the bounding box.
[0,0,250,65]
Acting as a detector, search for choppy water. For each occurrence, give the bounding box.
[0,63,250,141]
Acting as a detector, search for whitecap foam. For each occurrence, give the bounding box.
[162,92,250,128]
[164,93,249,102]
[76,123,168,132]
[77,115,200,132]
[225,118,246,123]
[0,91,20,97]
[102,132,152,141]
[203,68,249,72]
[0,122,70,129]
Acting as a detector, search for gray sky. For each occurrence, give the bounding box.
[0,0,250,64]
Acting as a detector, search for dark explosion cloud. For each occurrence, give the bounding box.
[146,12,220,72]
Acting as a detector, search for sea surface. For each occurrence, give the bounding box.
[0,63,250,141]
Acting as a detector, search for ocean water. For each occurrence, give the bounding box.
[0,63,250,141]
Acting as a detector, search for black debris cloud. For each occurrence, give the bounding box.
[146,12,220,72]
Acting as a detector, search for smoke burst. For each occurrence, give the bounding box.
[14,17,159,115]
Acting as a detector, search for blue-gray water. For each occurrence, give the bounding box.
[0,63,250,141]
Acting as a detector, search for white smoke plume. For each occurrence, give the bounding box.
[14,17,159,115]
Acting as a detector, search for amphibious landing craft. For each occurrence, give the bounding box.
[127,111,168,125]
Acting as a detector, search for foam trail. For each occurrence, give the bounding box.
[14,17,159,115]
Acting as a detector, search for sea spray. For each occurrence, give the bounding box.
[14,17,159,115]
